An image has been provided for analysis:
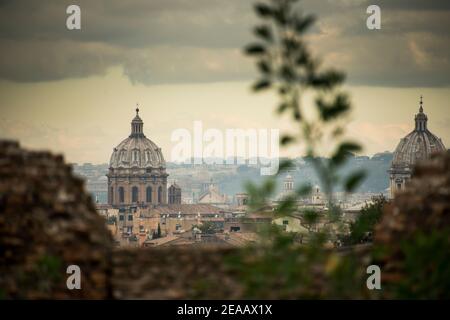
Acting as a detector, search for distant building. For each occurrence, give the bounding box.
[273,215,308,234]
[198,181,228,206]
[168,183,182,204]
[235,193,249,207]
[224,212,273,233]
[311,185,324,205]
[147,204,225,236]
[284,174,294,192]
[107,107,169,207]
[276,174,296,201]
[389,96,446,197]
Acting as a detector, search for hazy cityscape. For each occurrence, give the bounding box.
[1,0,449,304]
[74,153,393,205]
[70,100,445,249]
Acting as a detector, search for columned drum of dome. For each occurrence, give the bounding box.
[389,96,446,198]
[107,107,168,207]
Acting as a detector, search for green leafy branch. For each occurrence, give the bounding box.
[244,0,366,241]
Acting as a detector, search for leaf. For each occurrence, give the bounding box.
[295,40,311,66]
[344,170,366,192]
[273,8,287,26]
[296,184,312,196]
[278,86,289,95]
[295,14,316,33]
[254,3,273,18]
[295,49,310,66]
[316,93,350,122]
[331,142,361,166]
[262,178,276,195]
[278,159,294,172]
[277,102,289,114]
[252,79,271,91]
[302,209,319,226]
[275,196,297,216]
[332,127,344,137]
[257,60,271,74]
[245,179,274,210]
[293,108,301,120]
[308,70,345,90]
[244,43,266,55]
[280,65,296,81]
[281,135,295,145]
[254,25,273,42]
[282,38,300,52]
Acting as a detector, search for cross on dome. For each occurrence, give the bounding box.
[419,95,423,113]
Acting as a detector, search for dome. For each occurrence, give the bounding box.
[109,107,165,169]
[391,97,446,169]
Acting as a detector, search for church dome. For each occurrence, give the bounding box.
[391,97,446,169]
[109,107,165,169]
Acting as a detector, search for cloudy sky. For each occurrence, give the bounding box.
[0,0,449,164]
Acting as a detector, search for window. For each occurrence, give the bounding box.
[128,215,133,221]
[146,187,152,203]
[145,151,151,163]
[110,187,114,204]
[119,187,125,203]
[119,215,124,221]
[158,186,163,203]
[132,150,140,162]
[176,224,181,231]
[120,150,127,162]
[132,186,139,203]
[283,220,289,225]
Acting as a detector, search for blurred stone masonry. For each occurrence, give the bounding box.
[0,140,112,299]
[0,140,449,299]
[112,247,243,299]
[375,151,450,291]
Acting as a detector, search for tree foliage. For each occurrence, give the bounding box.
[231,0,371,298]
[340,196,386,245]
[244,0,366,237]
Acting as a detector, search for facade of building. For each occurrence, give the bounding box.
[389,97,446,197]
[275,174,296,201]
[147,204,224,236]
[168,183,182,204]
[107,108,168,207]
[310,185,324,205]
[197,181,228,207]
[284,174,294,192]
[273,215,309,234]
[235,193,249,207]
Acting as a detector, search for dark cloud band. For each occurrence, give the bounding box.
[0,0,449,87]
